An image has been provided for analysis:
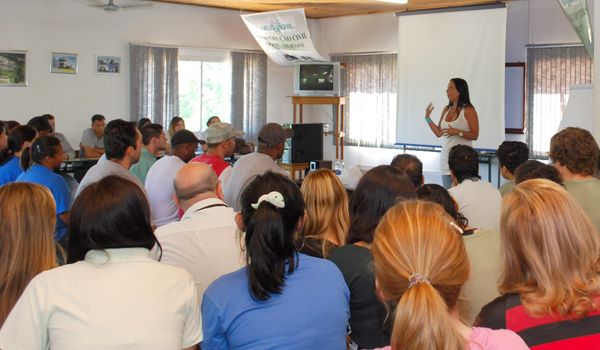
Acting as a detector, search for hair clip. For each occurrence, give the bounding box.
[449,221,464,234]
[35,144,42,153]
[251,191,285,209]
[408,273,430,288]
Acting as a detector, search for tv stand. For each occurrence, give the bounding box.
[291,96,348,160]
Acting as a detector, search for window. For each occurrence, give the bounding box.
[527,46,593,157]
[178,52,231,132]
[332,54,397,148]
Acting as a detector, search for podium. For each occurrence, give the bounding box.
[291,96,348,160]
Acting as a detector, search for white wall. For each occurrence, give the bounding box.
[0,0,291,146]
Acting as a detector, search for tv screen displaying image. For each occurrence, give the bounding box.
[299,64,334,91]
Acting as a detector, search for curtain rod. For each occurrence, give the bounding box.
[329,51,397,57]
[526,43,583,49]
[396,2,506,16]
[129,42,263,54]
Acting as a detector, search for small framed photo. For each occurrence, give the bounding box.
[50,52,78,74]
[96,55,121,75]
[0,50,27,86]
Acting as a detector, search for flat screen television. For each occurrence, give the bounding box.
[294,62,341,96]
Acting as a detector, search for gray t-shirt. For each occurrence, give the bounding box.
[80,128,103,149]
[55,132,75,159]
[222,152,288,212]
[75,157,145,198]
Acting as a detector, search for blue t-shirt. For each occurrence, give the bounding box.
[0,156,23,186]
[201,253,349,350]
[17,164,71,241]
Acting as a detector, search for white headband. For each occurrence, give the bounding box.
[251,191,285,209]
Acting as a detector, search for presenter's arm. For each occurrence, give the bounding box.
[425,104,445,138]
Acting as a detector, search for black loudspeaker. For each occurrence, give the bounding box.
[282,123,323,164]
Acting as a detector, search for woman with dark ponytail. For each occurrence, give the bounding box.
[0,125,36,186]
[371,201,527,350]
[16,136,70,244]
[0,122,8,152]
[201,171,349,349]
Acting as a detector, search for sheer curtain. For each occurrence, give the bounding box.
[230,51,267,144]
[130,44,179,126]
[331,54,397,148]
[527,46,593,157]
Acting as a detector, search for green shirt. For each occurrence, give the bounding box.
[498,180,515,196]
[130,147,157,185]
[565,178,600,232]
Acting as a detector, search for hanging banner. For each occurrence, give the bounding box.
[241,8,326,66]
[557,0,593,57]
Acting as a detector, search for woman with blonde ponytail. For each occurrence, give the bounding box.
[372,201,527,350]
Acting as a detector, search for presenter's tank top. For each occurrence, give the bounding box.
[440,107,472,175]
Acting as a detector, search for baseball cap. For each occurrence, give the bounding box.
[257,123,293,147]
[206,122,244,144]
[171,129,201,147]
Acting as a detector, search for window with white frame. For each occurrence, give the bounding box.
[527,46,593,157]
[332,53,397,148]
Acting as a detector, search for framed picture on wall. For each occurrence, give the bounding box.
[0,50,27,86]
[50,52,78,74]
[96,55,121,75]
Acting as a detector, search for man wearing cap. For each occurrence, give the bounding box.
[190,122,241,187]
[223,122,292,212]
[145,129,200,227]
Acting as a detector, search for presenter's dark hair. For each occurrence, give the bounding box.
[416,183,468,229]
[141,123,163,145]
[104,119,138,160]
[448,78,473,109]
[0,125,37,166]
[347,165,416,244]
[27,116,53,135]
[497,141,529,174]
[239,171,305,301]
[391,153,423,188]
[20,136,62,171]
[448,145,480,184]
[67,176,157,263]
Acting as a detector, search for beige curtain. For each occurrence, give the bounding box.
[527,46,593,157]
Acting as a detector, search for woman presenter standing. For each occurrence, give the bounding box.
[425,78,479,188]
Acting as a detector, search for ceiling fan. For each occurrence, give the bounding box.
[88,0,153,11]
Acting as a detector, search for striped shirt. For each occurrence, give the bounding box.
[476,293,600,349]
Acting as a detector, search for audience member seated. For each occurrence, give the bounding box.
[42,114,75,159]
[448,145,501,230]
[80,114,105,158]
[76,119,143,197]
[137,117,151,130]
[390,153,424,188]
[296,169,349,258]
[190,122,241,186]
[476,179,600,349]
[0,183,57,327]
[201,116,222,153]
[5,120,20,134]
[234,137,254,155]
[165,116,186,155]
[129,123,166,184]
[514,159,563,186]
[27,116,53,138]
[223,123,292,212]
[416,183,500,324]
[0,122,7,152]
[0,125,37,186]
[0,176,201,349]
[549,127,600,230]
[371,201,527,350]
[202,171,349,349]
[152,163,244,324]
[329,165,416,349]
[145,130,199,227]
[17,136,70,244]
[496,141,529,196]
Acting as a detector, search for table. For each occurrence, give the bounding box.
[279,162,309,181]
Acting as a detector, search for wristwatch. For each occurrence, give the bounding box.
[458,131,464,137]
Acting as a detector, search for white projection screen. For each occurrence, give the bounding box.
[396,5,507,150]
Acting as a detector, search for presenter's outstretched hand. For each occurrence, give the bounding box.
[425,103,435,117]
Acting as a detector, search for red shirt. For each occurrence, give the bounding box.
[190,154,230,176]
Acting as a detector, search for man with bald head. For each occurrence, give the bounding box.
[152,162,244,338]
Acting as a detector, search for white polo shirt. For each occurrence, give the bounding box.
[449,179,502,231]
[152,197,245,306]
[0,248,201,350]
[145,155,186,227]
